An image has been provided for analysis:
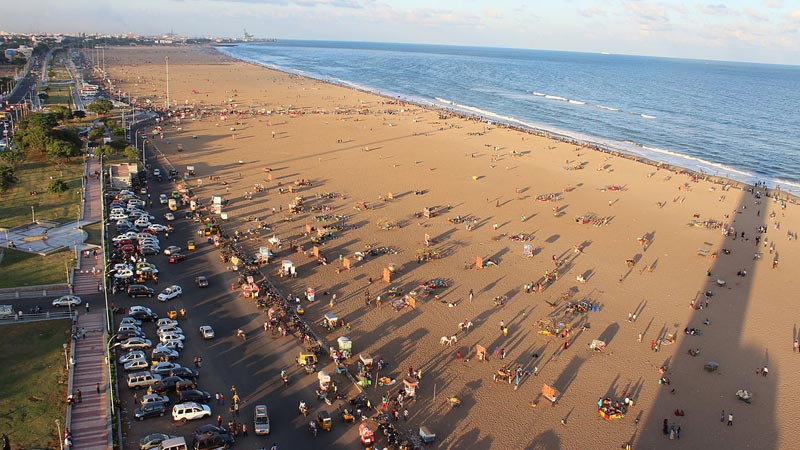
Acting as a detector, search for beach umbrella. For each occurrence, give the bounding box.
[704,361,719,372]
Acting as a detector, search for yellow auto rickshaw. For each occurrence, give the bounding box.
[187,240,196,250]
[167,309,179,320]
[296,352,318,367]
[317,411,332,432]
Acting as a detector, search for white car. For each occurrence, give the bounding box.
[120,317,143,327]
[157,326,183,337]
[109,213,129,221]
[151,361,182,376]
[52,295,82,307]
[153,169,161,177]
[120,337,153,350]
[159,194,168,205]
[172,402,211,422]
[119,350,147,364]
[159,333,186,344]
[156,340,184,351]
[116,219,133,228]
[124,359,150,372]
[130,306,156,315]
[157,318,179,328]
[118,324,142,334]
[199,325,215,340]
[163,246,181,256]
[114,268,134,279]
[134,217,152,228]
[148,223,168,232]
[140,393,170,406]
[116,231,139,240]
[164,213,175,221]
[158,285,183,302]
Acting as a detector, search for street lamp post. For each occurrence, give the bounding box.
[55,419,63,450]
[62,343,69,372]
[31,205,35,223]
[106,336,120,416]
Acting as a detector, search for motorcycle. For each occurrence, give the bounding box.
[299,402,309,417]
[309,421,318,437]
[281,372,289,385]
[237,329,247,341]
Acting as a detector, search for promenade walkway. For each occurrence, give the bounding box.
[69,311,110,450]
[73,155,103,296]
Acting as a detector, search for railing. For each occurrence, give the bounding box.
[0,309,77,325]
[0,283,71,300]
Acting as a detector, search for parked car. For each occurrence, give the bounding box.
[157,326,183,337]
[119,350,146,364]
[151,361,182,377]
[157,318,179,328]
[134,402,167,420]
[52,295,82,307]
[170,367,199,381]
[116,330,146,341]
[159,333,186,344]
[151,347,180,361]
[199,325,215,340]
[172,402,211,422]
[124,359,150,372]
[193,424,235,446]
[141,246,160,255]
[130,310,158,322]
[120,317,143,327]
[139,433,176,450]
[157,339,184,351]
[140,393,170,406]
[178,390,212,404]
[127,285,155,298]
[120,337,153,350]
[158,285,183,302]
[153,376,193,394]
[195,276,209,288]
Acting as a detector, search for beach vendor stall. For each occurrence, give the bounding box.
[403,377,419,398]
[597,396,628,420]
[419,426,436,443]
[322,313,338,331]
[281,260,296,277]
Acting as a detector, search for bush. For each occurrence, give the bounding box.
[47,178,69,193]
[88,129,104,141]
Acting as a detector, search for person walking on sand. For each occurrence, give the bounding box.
[727,412,734,426]
[794,340,799,353]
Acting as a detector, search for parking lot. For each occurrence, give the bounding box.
[105,160,372,450]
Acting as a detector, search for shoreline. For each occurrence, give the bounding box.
[212,44,799,199]
[102,45,800,450]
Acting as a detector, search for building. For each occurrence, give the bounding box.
[109,163,138,189]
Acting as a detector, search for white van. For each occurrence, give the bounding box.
[159,437,188,450]
[127,371,162,389]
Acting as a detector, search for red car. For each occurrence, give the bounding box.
[168,253,187,263]
[120,244,136,253]
[114,239,133,247]
[139,228,157,235]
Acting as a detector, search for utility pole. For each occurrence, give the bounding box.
[165,56,170,110]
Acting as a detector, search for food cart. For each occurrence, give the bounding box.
[322,313,338,331]
[337,336,352,358]
[419,426,436,443]
[403,377,419,397]
[359,354,374,371]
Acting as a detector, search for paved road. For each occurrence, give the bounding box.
[106,155,369,449]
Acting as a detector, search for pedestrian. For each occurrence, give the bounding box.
[500,348,506,360]
[242,423,248,437]
[215,392,220,404]
[533,366,539,376]
[133,392,139,403]
[234,402,240,417]
[794,340,799,353]
[456,351,463,362]
[403,409,409,421]
[96,382,100,394]
[500,320,505,331]
[632,313,637,322]
[85,302,90,312]
[217,415,223,427]
[469,289,474,302]
[762,366,769,377]
[503,326,509,336]
[727,412,734,426]
[76,389,82,403]
[720,409,725,422]
[638,333,643,343]
[627,312,632,322]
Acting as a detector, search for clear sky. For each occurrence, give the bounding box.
[6,0,800,65]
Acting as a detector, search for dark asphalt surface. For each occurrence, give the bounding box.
[108,153,369,448]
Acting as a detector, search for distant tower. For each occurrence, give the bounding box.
[243,29,253,42]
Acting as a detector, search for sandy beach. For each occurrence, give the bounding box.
[100,45,799,450]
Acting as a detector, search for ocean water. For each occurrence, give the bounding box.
[218,40,800,191]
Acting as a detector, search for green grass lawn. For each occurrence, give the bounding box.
[42,86,73,107]
[0,248,74,288]
[0,320,72,449]
[83,222,102,246]
[0,156,84,228]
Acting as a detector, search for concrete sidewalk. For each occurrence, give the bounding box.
[68,312,110,450]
